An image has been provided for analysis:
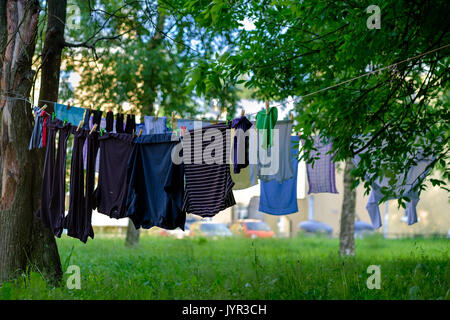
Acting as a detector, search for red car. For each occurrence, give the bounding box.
[229,219,275,238]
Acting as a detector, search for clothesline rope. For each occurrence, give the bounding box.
[1,42,449,118]
[245,42,450,114]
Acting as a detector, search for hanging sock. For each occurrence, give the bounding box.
[259,135,300,215]
[92,109,103,128]
[126,133,186,230]
[64,128,94,243]
[29,107,45,150]
[37,119,71,237]
[304,136,338,194]
[231,115,253,174]
[116,113,124,133]
[105,111,114,132]
[125,114,136,134]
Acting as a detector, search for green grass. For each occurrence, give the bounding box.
[0,235,449,299]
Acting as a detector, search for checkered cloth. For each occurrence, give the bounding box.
[305,136,338,194]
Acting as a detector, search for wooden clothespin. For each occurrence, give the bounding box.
[76,120,84,131]
[215,114,220,124]
[154,109,159,120]
[137,129,143,137]
[290,114,294,123]
[39,104,48,113]
[265,100,270,114]
[171,111,176,129]
[89,124,98,135]
[241,109,245,117]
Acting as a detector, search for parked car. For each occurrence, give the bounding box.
[354,220,375,238]
[298,220,333,236]
[189,221,233,238]
[229,219,275,238]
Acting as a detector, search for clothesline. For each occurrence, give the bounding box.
[1,42,448,120]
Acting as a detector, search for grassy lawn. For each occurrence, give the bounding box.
[0,235,448,300]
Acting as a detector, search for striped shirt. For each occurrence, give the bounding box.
[182,123,236,217]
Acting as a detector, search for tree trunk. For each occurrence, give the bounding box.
[0,0,42,284]
[125,219,140,248]
[125,9,165,248]
[339,159,356,256]
[29,0,68,285]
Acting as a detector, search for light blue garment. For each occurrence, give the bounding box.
[55,103,85,125]
[29,106,44,150]
[144,116,169,134]
[259,136,299,215]
[354,142,434,229]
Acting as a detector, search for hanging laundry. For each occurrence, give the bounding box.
[105,110,114,132]
[257,120,294,183]
[182,123,236,217]
[360,155,433,229]
[64,128,94,243]
[55,103,85,125]
[116,113,125,133]
[94,133,134,219]
[41,111,48,147]
[91,109,103,128]
[231,115,253,174]
[82,108,91,130]
[124,114,136,134]
[144,115,169,134]
[37,119,71,237]
[256,107,278,149]
[259,136,300,215]
[85,130,100,230]
[304,136,338,194]
[230,165,258,190]
[29,106,45,150]
[126,133,186,230]
[136,122,146,134]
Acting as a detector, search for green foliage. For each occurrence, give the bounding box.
[179,0,450,201]
[0,236,448,299]
[61,0,241,117]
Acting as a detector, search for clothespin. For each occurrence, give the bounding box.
[67,102,71,110]
[154,109,159,120]
[76,120,84,131]
[290,114,294,123]
[63,119,68,125]
[96,105,100,112]
[241,109,245,117]
[137,129,143,137]
[51,112,56,121]
[265,100,270,114]
[171,111,176,129]
[38,104,48,113]
[89,124,98,135]
[100,128,105,136]
[215,114,220,124]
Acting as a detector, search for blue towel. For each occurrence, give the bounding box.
[259,135,300,215]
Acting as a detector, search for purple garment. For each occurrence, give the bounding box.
[305,136,338,194]
[231,116,253,174]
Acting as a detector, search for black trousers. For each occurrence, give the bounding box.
[38,119,71,237]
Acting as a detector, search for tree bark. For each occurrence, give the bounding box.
[0,0,42,284]
[339,159,356,256]
[125,219,140,248]
[29,0,68,285]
